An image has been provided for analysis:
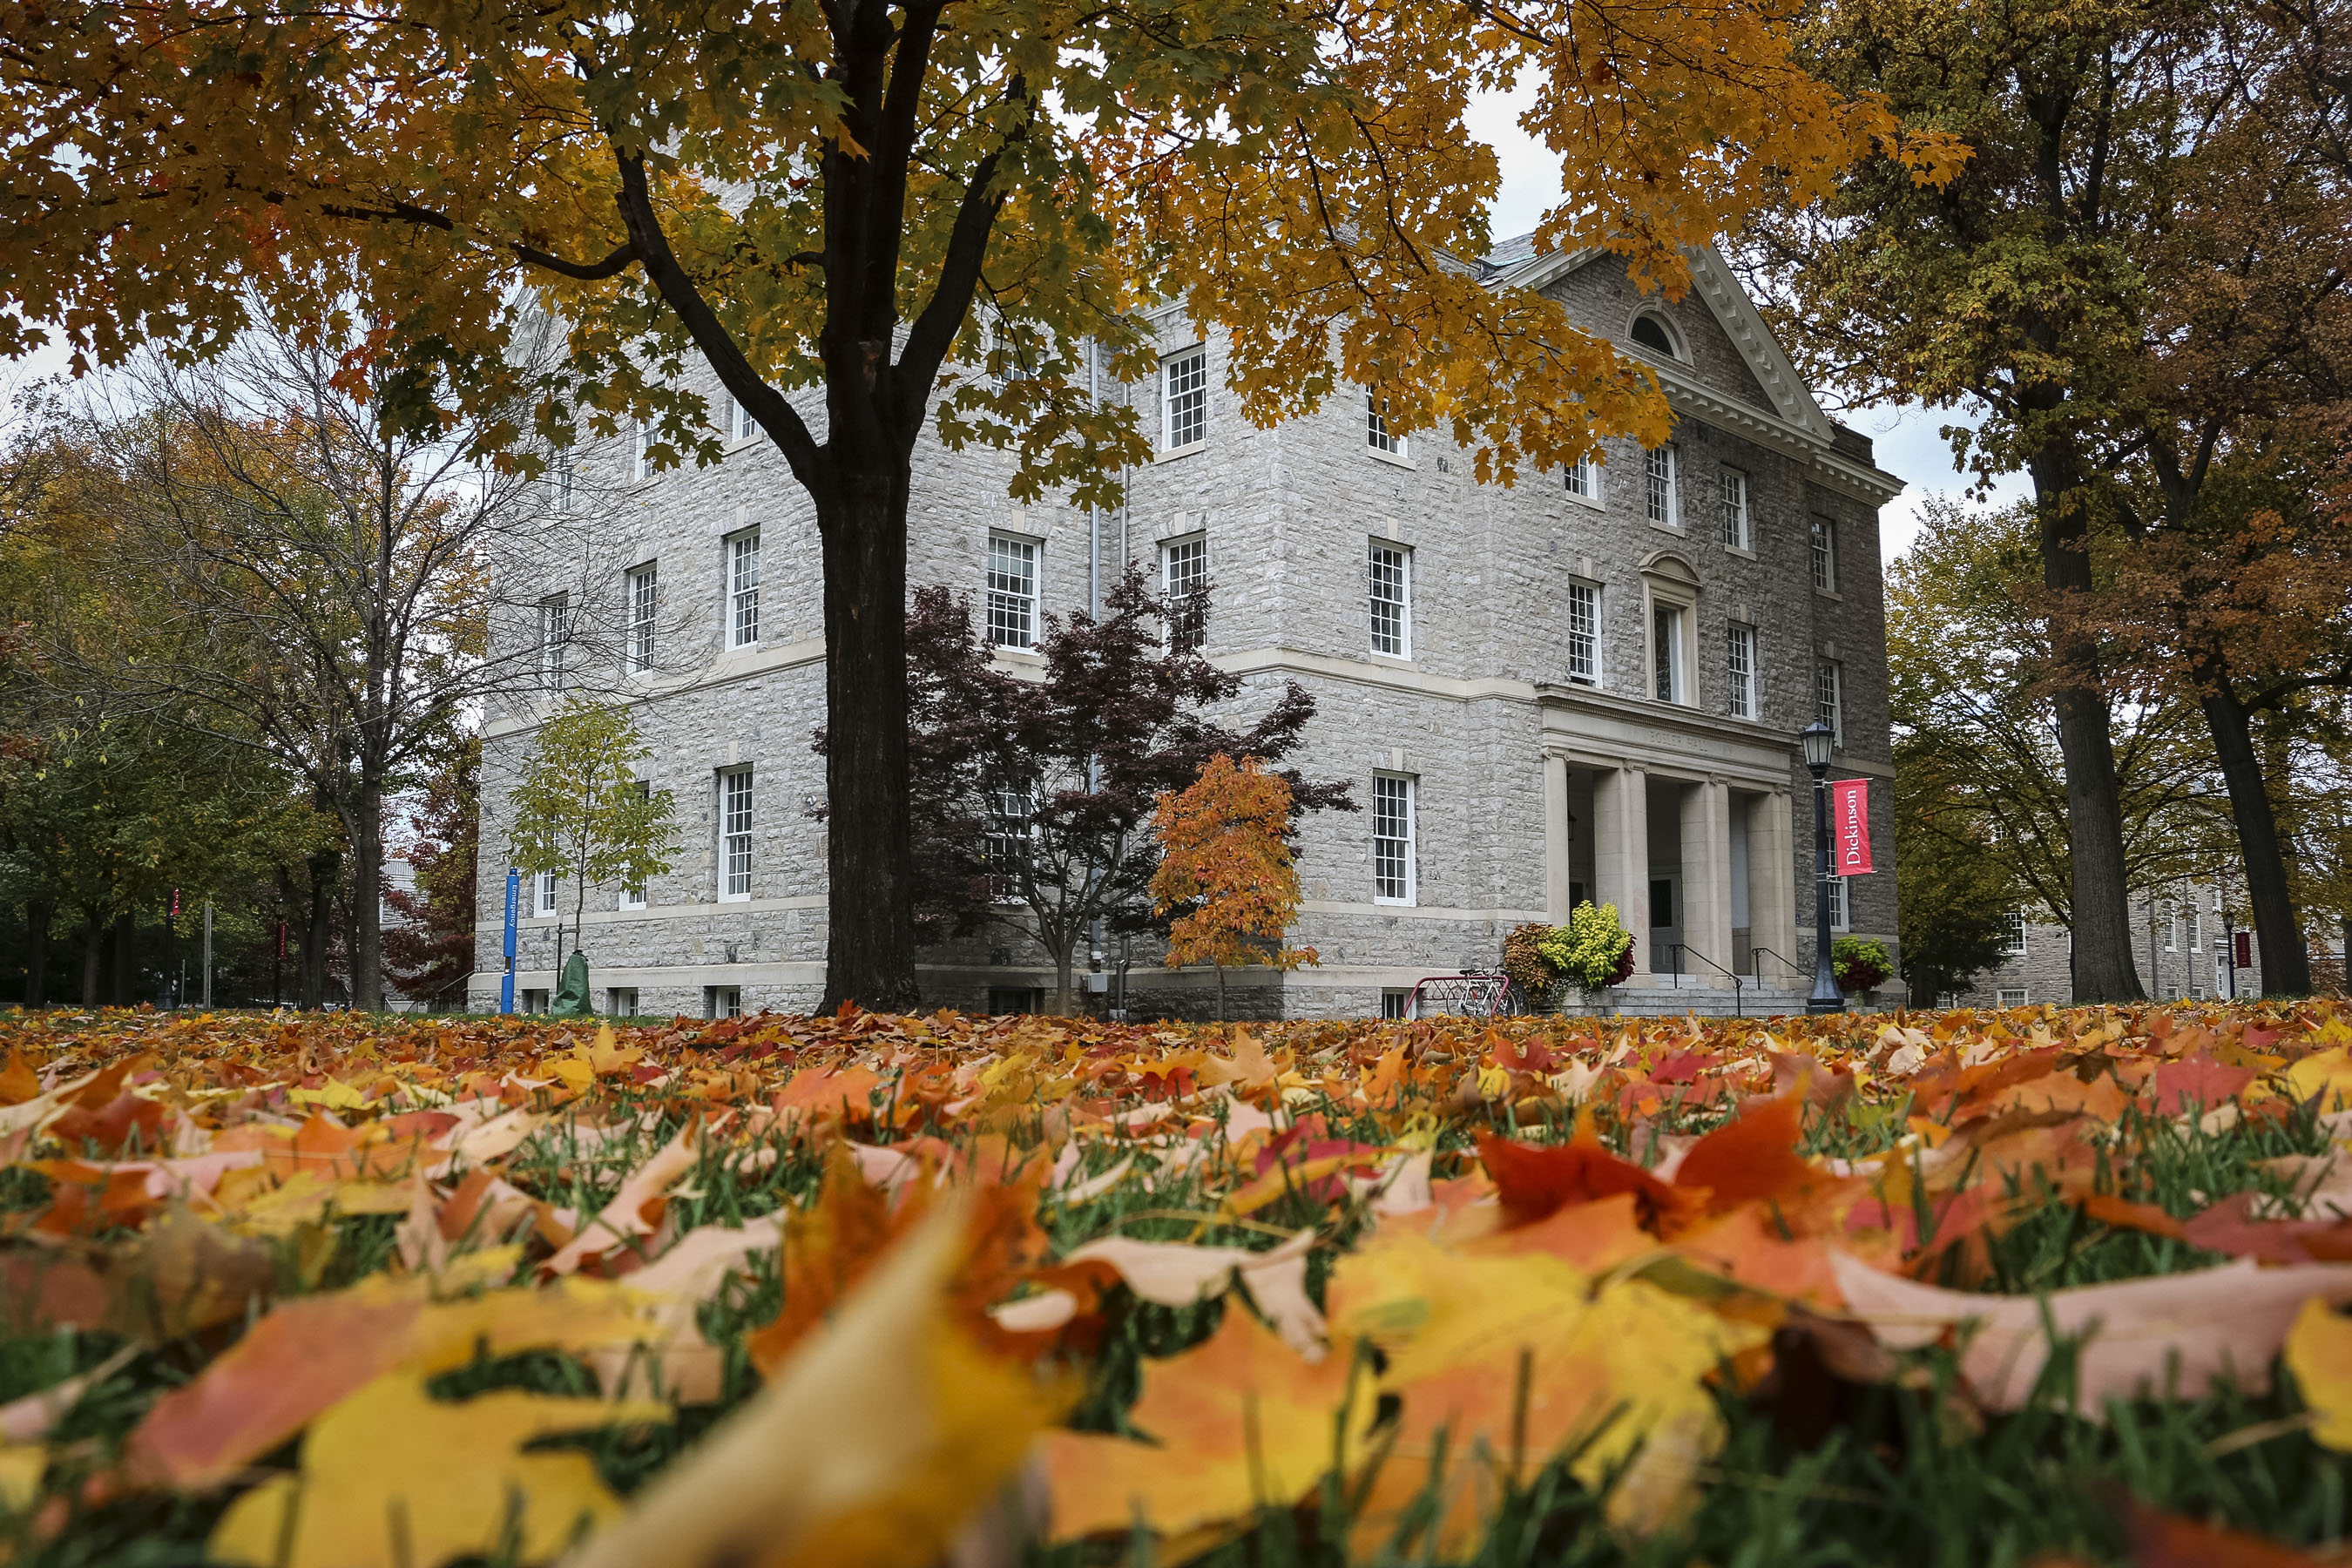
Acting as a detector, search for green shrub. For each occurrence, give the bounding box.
[1834,934,1893,993]
[1539,902,1636,991]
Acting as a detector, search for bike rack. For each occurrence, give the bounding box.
[1405,971,1511,1021]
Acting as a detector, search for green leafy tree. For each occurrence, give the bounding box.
[1887,500,2229,987]
[508,698,679,971]
[1743,0,2352,999]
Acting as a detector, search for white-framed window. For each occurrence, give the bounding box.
[618,781,650,909]
[537,595,568,689]
[521,988,550,1015]
[727,530,760,648]
[1566,580,1601,685]
[706,984,741,1019]
[552,449,575,514]
[1651,600,1687,704]
[986,782,1035,902]
[2218,956,2232,996]
[1726,622,1757,719]
[1565,457,1601,503]
[1160,533,1208,651]
[2163,900,2180,952]
[726,392,757,444]
[633,421,652,483]
[1373,773,1416,905]
[625,564,657,673]
[2004,907,2029,955]
[1997,987,2031,1009]
[1368,391,1404,456]
[606,987,639,1017]
[1631,314,1680,357]
[1828,875,1849,930]
[1816,659,1843,747]
[719,767,753,901]
[1645,444,1679,527]
[1720,469,1752,551]
[2212,885,2225,914]
[2188,909,2202,951]
[1161,347,1207,450]
[534,868,559,918]
[986,533,1039,650]
[1811,516,1838,592]
[1935,990,1958,1010]
[1369,541,1411,658]
[1381,988,1413,1020]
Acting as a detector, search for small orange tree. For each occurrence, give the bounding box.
[1149,755,1317,1022]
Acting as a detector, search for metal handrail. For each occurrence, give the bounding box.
[1749,946,1797,990]
[1665,943,1745,1017]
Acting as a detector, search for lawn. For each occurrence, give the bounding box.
[1,999,2350,1567]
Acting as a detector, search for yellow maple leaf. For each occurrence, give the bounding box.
[208,1374,670,1568]
[1041,1307,1373,1547]
[2287,1298,2352,1450]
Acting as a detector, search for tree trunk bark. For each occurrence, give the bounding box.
[2192,664,2312,996]
[79,915,102,1008]
[1215,965,1227,1023]
[1051,944,1074,1018]
[2031,446,2145,1002]
[24,901,49,1009]
[348,781,385,1012]
[111,911,137,1006]
[302,848,338,1009]
[815,474,920,1014]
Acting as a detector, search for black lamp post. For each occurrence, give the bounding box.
[1801,720,1843,1014]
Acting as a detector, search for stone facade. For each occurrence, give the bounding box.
[1948,875,2266,1008]
[470,243,1906,1018]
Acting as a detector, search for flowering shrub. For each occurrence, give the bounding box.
[1833,935,1893,993]
[1501,922,1561,1005]
[1539,902,1636,990]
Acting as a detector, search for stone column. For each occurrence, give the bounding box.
[1544,754,1572,921]
[1749,789,1799,987]
[1681,780,1734,981]
[1592,764,1650,980]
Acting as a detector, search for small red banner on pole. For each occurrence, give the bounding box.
[1832,779,1874,875]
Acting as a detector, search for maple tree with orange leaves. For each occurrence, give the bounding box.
[1150,754,1317,1021]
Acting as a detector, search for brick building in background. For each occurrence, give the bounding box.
[470,240,1906,1019]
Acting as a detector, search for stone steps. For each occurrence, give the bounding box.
[1575,984,1820,1019]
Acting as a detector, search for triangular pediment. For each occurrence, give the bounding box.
[1489,243,1832,440]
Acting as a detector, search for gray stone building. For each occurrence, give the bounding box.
[469,240,1905,1019]
[1950,875,2267,1009]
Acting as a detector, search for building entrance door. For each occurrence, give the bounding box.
[1651,874,1682,974]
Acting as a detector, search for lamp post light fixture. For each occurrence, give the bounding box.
[1800,720,1843,1015]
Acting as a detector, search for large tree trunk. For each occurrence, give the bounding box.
[79,915,103,1008]
[348,782,385,1012]
[111,911,137,1006]
[23,900,49,1008]
[302,848,338,1009]
[2192,659,2311,996]
[2031,447,2146,1003]
[815,475,919,1014]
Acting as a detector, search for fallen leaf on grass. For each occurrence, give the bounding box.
[2284,1298,2352,1450]
[1041,1306,1369,1547]
[1833,1253,2352,1416]
[1048,1230,1324,1355]
[541,1122,701,1276]
[568,1194,1066,1568]
[209,1374,670,1568]
[125,1277,660,1487]
[0,1343,139,1442]
[2119,1497,2331,1566]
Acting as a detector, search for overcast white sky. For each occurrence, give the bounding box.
[7,94,2024,563]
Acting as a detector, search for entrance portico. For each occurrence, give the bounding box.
[1537,685,1801,991]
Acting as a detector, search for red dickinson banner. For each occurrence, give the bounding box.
[1832,779,1874,876]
